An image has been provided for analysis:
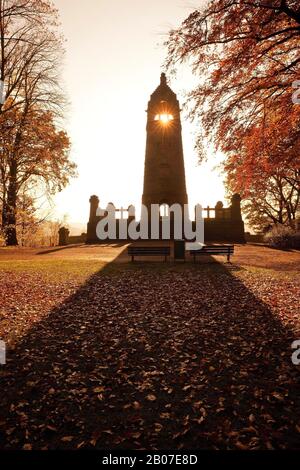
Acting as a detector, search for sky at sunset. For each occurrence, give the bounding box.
[52,0,226,233]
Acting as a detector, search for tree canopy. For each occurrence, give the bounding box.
[0,0,76,245]
[166,0,300,228]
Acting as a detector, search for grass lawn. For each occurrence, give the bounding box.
[0,243,299,449]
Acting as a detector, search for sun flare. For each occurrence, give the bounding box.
[154,113,174,123]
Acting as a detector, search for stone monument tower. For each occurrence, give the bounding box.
[142,73,188,211]
[85,73,245,244]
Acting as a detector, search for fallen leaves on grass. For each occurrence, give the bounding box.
[0,263,299,450]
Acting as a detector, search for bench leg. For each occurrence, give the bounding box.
[165,255,167,262]
[131,255,134,262]
[227,252,231,263]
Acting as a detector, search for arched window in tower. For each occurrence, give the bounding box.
[154,113,174,123]
[154,100,174,124]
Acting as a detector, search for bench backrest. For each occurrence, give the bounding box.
[191,245,234,254]
[128,246,170,255]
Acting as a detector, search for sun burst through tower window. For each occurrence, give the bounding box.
[154,113,174,123]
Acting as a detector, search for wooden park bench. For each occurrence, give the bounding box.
[190,244,234,263]
[128,246,170,262]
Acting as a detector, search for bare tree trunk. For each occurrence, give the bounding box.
[4,157,18,245]
[0,0,74,243]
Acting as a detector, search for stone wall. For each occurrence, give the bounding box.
[86,194,245,244]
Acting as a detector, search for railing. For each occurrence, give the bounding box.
[203,206,231,219]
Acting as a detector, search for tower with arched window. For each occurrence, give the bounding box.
[142,73,188,212]
[85,73,245,244]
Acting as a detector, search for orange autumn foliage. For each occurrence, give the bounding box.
[166,1,300,227]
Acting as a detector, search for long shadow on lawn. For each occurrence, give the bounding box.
[0,255,299,450]
[37,244,86,255]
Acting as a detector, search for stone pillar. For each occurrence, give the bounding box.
[89,195,99,221]
[215,201,224,219]
[58,227,69,246]
[230,193,245,243]
[87,195,100,244]
[231,193,242,221]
